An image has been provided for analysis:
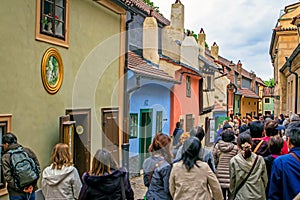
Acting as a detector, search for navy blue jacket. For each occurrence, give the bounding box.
[78,167,134,200]
[268,147,300,200]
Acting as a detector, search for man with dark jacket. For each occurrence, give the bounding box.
[1,132,40,200]
[268,121,300,199]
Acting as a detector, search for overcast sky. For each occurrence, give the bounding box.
[151,0,297,80]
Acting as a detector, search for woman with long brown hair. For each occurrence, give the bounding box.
[78,148,134,200]
[143,133,173,200]
[42,143,82,199]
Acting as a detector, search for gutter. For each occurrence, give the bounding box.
[288,65,298,113]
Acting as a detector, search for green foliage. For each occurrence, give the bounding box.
[142,0,161,14]
[264,78,274,87]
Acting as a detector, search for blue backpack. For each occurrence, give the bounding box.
[8,147,40,190]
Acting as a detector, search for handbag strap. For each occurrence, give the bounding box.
[234,155,259,199]
[290,152,300,163]
[253,140,264,153]
[120,177,126,200]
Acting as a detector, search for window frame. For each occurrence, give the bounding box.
[265,98,270,104]
[186,114,194,132]
[35,0,70,48]
[186,76,191,97]
[0,114,12,196]
[156,111,163,133]
[129,113,138,138]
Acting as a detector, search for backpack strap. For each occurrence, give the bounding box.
[253,140,264,154]
[148,160,164,184]
[290,152,300,163]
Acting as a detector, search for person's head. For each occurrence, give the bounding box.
[237,132,253,159]
[285,121,300,148]
[221,129,235,142]
[90,148,118,176]
[149,133,172,163]
[2,133,17,151]
[50,143,73,170]
[265,120,278,137]
[239,124,249,134]
[190,126,205,141]
[249,120,264,138]
[180,132,190,144]
[182,137,201,171]
[176,122,181,128]
[268,136,283,155]
[223,123,232,131]
[290,114,299,122]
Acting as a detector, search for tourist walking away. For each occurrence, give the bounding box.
[174,132,190,161]
[79,148,134,200]
[193,126,216,173]
[42,143,82,199]
[268,121,300,200]
[172,122,184,157]
[229,132,268,200]
[1,132,40,200]
[248,120,270,157]
[213,129,238,200]
[263,136,283,197]
[143,133,173,200]
[169,137,223,200]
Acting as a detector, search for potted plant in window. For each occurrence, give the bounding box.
[42,13,53,33]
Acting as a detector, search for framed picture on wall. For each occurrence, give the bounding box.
[41,47,63,94]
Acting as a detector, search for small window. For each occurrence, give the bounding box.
[156,111,163,133]
[36,0,69,47]
[254,102,256,105]
[248,102,250,105]
[186,114,193,132]
[207,76,212,90]
[265,98,270,104]
[186,76,191,97]
[129,114,138,138]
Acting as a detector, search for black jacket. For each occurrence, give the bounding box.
[79,167,134,200]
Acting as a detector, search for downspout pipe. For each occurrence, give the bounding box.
[122,12,134,170]
[288,64,298,113]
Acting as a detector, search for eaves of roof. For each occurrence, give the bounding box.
[280,43,300,72]
[111,0,170,26]
[237,88,260,99]
[160,54,203,76]
[128,51,180,84]
[198,54,220,71]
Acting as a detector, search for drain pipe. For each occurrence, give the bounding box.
[288,65,298,113]
[122,12,134,170]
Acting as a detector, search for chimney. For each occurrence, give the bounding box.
[229,61,235,83]
[143,13,159,64]
[198,28,206,57]
[249,71,256,92]
[170,0,184,42]
[211,42,219,61]
[237,60,242,89]
[180,30,199,69]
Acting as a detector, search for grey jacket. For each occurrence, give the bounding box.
[42,165,82,200]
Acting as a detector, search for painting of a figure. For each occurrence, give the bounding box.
[46,56,59,86]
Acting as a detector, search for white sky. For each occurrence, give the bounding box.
[151,0,298,80]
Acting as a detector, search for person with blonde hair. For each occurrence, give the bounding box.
[42,143,82,199]
[174,132,190,161]
[79,148,134,200]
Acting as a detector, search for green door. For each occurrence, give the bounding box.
[139,109,153,169]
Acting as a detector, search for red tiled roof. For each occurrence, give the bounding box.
[237,88,260,98]
[128,51,179,83]
[119,0,170,25]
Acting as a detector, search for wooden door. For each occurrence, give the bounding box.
[101,108,119,164]
[139,109,153,169]
[65,109,91,177]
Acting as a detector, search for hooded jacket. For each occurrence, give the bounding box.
[42,165,82,200]
[229,152,268,200]
[213,140,238,189]
[78,167,134,200]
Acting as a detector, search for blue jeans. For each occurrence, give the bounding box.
[9,192,35,200]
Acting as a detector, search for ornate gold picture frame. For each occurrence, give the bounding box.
[41,47,63,94]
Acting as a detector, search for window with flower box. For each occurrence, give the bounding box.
[36,0,69,47]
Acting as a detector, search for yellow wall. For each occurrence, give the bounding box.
[0,0,123,198]
[240,97,258,118]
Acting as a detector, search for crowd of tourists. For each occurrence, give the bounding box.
[1,113,299,200]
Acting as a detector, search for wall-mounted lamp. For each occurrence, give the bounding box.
[297,24,300,36]
[273,95,280,100]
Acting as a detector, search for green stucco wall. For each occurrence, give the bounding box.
[263,97,275,114]
[0,0,122,198]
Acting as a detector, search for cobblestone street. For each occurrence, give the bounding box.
[130,175,147,200]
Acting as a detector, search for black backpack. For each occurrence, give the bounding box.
[8,147,40,190]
